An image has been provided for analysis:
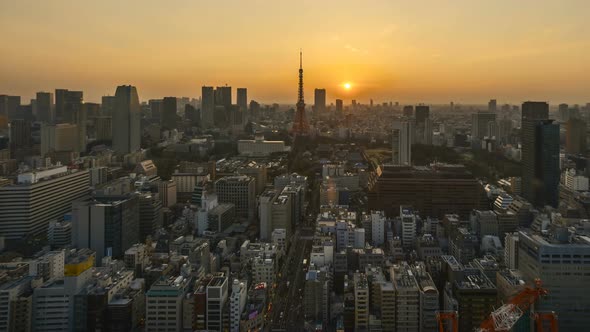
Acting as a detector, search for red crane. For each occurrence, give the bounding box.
[477,279,557,332]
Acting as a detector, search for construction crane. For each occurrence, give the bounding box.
[477,279,557,332]
[436,311,458,332]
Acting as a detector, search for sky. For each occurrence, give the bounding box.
[1,0,589,105]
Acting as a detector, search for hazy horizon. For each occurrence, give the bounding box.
[1,0,589,104]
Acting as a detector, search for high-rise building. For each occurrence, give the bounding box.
[36,92,54,123]
[112,85,140,154]
[566,118,587,154]
[161,97,177,129]
[9,119,31,151]
[471,112,497,139]
[391,263,420,331]
[215,86,232,108]
[215,175,256,222]
[71,195,140,264]
[101,95,116,116]
[94,116,112,140]
[370,211,386,246]
[335,99,343,114]
[237,88,247,112]
[201,86,215,127]
[403,105,414,117]
[392,119,413,165]
[0,166,89,241]
[41,123,79,155]
[518,229,590,330]
[139,193,163,241]
[206,275,228,332]
[415,105,430,125]
[353,272,369,331]
[314,88,326,115]
[400,207,417,248]
[521,101,551,206]
[54,89,82,123]
[488,99,497,112]
[230,279,247,332]
[0,95,21,119]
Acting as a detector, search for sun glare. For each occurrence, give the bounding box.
[344,82,351,90]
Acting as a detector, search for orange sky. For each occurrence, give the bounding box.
[1,0,589,105]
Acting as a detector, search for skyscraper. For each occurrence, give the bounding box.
[566,118,587,154]
[488,99,497,112]
[161,96,177,129]
[112,85,140,154]
[392,119,413,165]
[201,86,214,127]
[471,112,497,139]
[55,89,82,123]
[521,101,557,207]
[335,99,343,114]
[36,92,54,123]
[314,88,326,115]
[415,105,430,125]
[237,88,247,112]
[215,86,232,108]
[0,95,21,119]
[9,119,31,151]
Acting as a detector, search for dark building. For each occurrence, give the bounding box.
[148,99,163,121]
[403,105,414,117]
[415,105,430,125]
[566,118,587,154]
[368,164,484,218]
[0,95,21,119]
[335,99,343,114]
[161,97,177,130]
[521,102,559,207]
[55,89,82,123]
[314,88,326,115]
[113,85,141,154]
[36,92,54,123]
[9,119,31,150]
[139,193,163,241]
[101,96,117,116]
[237,88,247,112]
[215,86,232,108]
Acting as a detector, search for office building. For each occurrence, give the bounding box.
[521,101,550,206]
[139,193,163,241]
[206,275,228,332]
[101,95,116,116]
[400,207,417,249]
[415,105,429,125]
[161,96,177,129]
[158,180,177,207]
[336,99,343,114]
[391,263,420,331]
[215,175,256,222]
[471,112,497,139]
[403,105,413,117]
[354,272,369,331]
[304,268,330,326]
[9,119,31,150]
[201,86,215,127]
[230,279,247,332]
[71,195,140,264]
[207,203,236,233]
[0,166,89,241]
[36,91,54,123]
[314,88,326,115]
[368,164,483,218]
[451,267,497,332]
[0,277,34,332]
[517,228,590,330]
[566,118,587,154]
[40,123,79,155]
[112,85,140,154]
[369,211,386,246]
[488,99,497,112]
[145,275,192,332]
[237,88,247,112]
[0,95,20,119]
[48,220,72,248]
[32,249,95,332]
[94,116,112,140]
[392,119,413,165]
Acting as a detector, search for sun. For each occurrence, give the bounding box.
[343,82,351,90]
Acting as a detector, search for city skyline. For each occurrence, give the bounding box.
[1,0,590,104]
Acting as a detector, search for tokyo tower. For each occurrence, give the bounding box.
[291,50,310,136]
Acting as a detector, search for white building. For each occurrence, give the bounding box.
[252,257,275,286]
[400,207,417,249]
[230,279,247,332]
[237,133,287,157]
[28,250,65,281]
[504,232,519,270]
[392,119,413,165]
[564,168,589,191]
[370,211,386,246]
